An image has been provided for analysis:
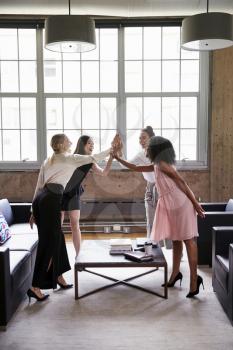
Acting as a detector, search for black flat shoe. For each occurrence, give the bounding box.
[162,272,183,287]
[57,281,73,290]
[27,289,49,302]
[186,275,204,298]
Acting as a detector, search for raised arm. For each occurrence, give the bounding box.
[92,155,113,176]
[114,155,154,172]
[159,161,205,218]
[71,148,111,166]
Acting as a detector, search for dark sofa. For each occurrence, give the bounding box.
[212,226,233,325]
[0,199,38,330]
[197,202,233,266]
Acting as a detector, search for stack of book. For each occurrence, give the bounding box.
[109,238,132,255]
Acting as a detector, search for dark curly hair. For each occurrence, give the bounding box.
[147,136,176,164]
[74,135,91,155]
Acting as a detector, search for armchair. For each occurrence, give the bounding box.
[197,202,233,266]
[212,227,233,325]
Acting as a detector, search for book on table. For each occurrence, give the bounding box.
[124,251,154,262]
[109,238,132,255]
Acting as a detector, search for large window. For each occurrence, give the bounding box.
[0,23,209,169]
[0,29,37,162]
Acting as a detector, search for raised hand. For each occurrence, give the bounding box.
[111,133,123,157]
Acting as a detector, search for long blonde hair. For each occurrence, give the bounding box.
[49,133,67,164]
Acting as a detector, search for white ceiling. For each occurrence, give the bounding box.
[0,0,232,17]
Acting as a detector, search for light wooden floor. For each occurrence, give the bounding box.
[65,232,147,242]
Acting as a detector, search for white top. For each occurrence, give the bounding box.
[33,149,110,201]
[130,150,155,183]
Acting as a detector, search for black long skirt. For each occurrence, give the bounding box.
[32,184,71,289]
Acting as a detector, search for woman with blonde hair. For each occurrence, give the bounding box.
[28,133,120,302]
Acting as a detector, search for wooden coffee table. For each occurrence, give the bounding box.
[74,240,168,299]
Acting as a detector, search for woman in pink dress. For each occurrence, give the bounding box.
[114,136,205,298]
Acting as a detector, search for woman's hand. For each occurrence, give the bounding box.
[29,214,35,229]
[111,134,123,156]
[194,202,205,218]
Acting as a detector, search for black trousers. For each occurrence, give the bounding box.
[32,184,71,289]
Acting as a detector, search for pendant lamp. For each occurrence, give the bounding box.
[45,0,96,53]
[181,0,233,51]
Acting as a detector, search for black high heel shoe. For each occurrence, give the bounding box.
[27,289,49,302]
[186,275,204,298]
[57,281,73,290]
[162,272,183,287]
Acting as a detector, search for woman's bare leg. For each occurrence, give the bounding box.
[69,210,81,256]
[184,238,198,292]
[169,240,183,282]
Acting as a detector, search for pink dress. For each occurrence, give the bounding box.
[150,165,198,242]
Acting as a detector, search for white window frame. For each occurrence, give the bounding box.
[0,23,209,171]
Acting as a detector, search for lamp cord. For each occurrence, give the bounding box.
[207,0,209,13]
[68,0,71,15]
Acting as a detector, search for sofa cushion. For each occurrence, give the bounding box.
[0,199,14,226]
[215,255,229,292]
[225,199,233,212]
[3,233,38,252]
[10,223,38,235]
[10,251,31,291]
[0,213,11,245]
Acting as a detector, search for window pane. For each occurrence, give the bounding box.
[181,97,197,128]
[21,130,37,161]
[2,98,19,129]
[46,99,63,129]
[100,29,118,60]
[64,130,81,153]
[180,129,197,160]
[162,129,180,160]
[82,62,99,92]
[3,130,20,161]
[181,48,199,60]
[82,98,99,129]
[0,132,2,160]
[101,130,116,151]
[20,98,37,129]
[0,29,18,59]
[63,98,81,129]
[100,62,117,92]
[1,61,18,92]
[162,27,180,59]
[144,61,161,92]
[127,98,142,129]
[81,29,99,61]
[18,29,36,60]
[82,130,100,152]
[181,61,199,92]
[62,52,80,61]
[125,27,142,60]
[44,61,62,92]
[162,97,179,128]
[100,98,117,129]
[19,61,37,92]
[127,129,141,159]
[144,97,161,129]
[125,61,142,92]
[162,61,180,92]
[63,61,80,92]
[144,27,161,59]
